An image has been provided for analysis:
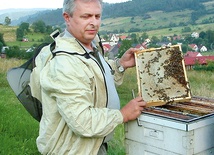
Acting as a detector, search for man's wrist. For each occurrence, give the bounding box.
[115,58,125,73]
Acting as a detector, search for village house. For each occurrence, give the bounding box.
[191,32,199,38]
[184,51,214,70]
[135,39,150,50]
[102,43,111,53]
[108,44,120,60]
[199,46,208,52]
[109,34,119,46]
[119,35,127,41]
[1,46,9,58]
[189,44,198,51]
[184,51,202,57]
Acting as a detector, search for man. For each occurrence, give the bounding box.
[31,0,146,154]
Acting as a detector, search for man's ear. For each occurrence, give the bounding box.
[63,13,70,23]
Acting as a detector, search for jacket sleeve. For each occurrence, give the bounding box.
[40,55,123,137]
[107,59,124,86]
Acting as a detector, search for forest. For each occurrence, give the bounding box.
[10,0,214,27]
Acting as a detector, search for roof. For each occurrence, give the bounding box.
[184,56,214,66]
[184,51,202,57]
[102,44,111,50]
[119,35,127,40]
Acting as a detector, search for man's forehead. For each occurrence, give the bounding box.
[75,0,102,11]
[74,1,102,15]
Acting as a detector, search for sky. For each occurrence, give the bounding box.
[0,0,129,10]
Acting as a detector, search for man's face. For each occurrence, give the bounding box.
[64,0,102,47]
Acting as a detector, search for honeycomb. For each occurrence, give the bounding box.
[135,45,191,107]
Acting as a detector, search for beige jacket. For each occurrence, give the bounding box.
[30,35,124,155]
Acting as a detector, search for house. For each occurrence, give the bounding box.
[199,46,208,52]
[102,43,111,53]
[1,51,6,58]
[144,38,151,44]
[191,32,199,38]
[156,42,171,47]
[189,44,198,51]
[109,34,119,45]
[135,44,145,50]
[1,46,9,58]
[108,44,120,60]
[135,41,149,50]
[183,51,214,70]
[172,35,181,41]
[119,35,127,40]
[184,56,214,70]
[184,51,202,57]
[22,37,29,42]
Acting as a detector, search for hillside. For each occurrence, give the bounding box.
[0,0,213,28]
[0,8,52,25]
[0,0,214,36]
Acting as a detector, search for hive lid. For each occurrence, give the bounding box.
[135,45,191,107]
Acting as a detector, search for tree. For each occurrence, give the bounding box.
[16,28,24,41]
[130,33,137,43]
[206,30,214,44]
[0,33,6,46]
[117,40,132,58]
[0,42,3,53]
[103,34,108,41]
[4,16,11,25]
[32,20,46,33]
[139,32,149,43]
[16,22,30,41]
[19,22,30,32]
[46,25,54,34]
[182,27,191,33]
[151,36,160,44]
[199,31,206,39]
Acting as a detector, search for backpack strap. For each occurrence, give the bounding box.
[52,51,90,59]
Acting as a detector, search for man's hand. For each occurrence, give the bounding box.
[120,97,147,123]
[119,48,138,69]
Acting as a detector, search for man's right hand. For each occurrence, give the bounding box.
[120,97,147,123]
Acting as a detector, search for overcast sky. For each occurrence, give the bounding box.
[0,0,129,10]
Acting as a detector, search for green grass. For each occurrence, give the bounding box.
[0,59,40,154]
[0,25,47,50]
[1,59,214,154]
[187,70,214,98]
[0,88,39,154]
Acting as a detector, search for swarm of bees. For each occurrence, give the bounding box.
[135,45,191,107]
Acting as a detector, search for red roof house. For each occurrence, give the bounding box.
[184,51,202,57]
[184,56,214,70]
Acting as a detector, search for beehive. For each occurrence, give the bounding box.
[135,45,191,107]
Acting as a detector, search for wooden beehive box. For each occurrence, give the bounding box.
[135,45,191,107]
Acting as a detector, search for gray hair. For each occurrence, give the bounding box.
[63,0,103,16]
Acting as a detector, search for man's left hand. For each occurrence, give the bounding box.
[119,48,138,69]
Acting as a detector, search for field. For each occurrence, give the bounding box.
[1,4,214,153]
[0,58,214,154]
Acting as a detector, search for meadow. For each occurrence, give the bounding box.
[0,58,214,154]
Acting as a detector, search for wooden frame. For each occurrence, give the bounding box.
[135,45,191,107]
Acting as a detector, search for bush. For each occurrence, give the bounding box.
[6,46,34,59]
[194,61,214,71]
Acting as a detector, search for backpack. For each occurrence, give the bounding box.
[7,30,104,122]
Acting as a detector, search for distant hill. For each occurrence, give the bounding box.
[0,8,52,25]
[1,0,214,33]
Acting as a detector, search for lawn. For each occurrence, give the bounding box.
[0,58,214,154]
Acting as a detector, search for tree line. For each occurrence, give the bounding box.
[16,21,60,41]
[102,0,210,20]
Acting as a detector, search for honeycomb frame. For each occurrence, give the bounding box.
[135,45,191,107]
